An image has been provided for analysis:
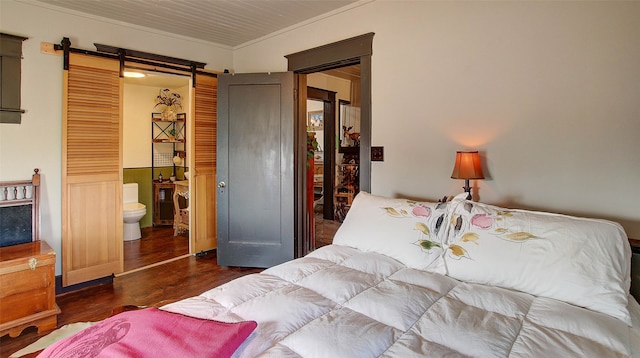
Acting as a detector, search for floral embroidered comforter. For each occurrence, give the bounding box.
[164,192,640,357]
[163,244,640,357]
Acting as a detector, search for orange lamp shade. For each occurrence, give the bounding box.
[451,151,484,180]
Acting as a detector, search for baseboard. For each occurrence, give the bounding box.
[195,249,216,258]
[55,274,114,295]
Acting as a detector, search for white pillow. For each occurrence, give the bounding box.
[443,193,632,324]
[332,192,449,273]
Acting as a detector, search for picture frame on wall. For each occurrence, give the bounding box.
[307,110,323,131]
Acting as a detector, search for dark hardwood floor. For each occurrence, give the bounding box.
[1,216,339,358]
[124,226,189,272]
[315,210,341,248]
[0,244,262,357]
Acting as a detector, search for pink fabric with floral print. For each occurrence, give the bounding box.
[37,307,257,358]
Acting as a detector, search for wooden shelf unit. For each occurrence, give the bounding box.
[153,182,175,226]
[151,112,187,227]
[334,163,358,222]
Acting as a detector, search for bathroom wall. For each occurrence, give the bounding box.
[123,81,190,228]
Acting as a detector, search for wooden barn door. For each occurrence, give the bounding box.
[62,53,123,286]
[191,74,218,253]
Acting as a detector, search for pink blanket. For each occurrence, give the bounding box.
[38,308,257,358]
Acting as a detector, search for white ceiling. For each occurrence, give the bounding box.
[33,0,359,48]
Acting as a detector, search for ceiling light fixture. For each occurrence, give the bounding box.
[124,71,146,78]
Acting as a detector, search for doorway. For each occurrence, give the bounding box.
[306,64,361,247]
[60,44,217,286]
[306,87,336,221]
[122,69,191,272]
[287,32,373,255]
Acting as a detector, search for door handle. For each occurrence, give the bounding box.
[217,181,226,188]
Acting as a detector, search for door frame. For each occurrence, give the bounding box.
[286,33,374,255]
[307,87,336,220]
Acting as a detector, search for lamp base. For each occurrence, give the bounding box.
[463,179,472,200]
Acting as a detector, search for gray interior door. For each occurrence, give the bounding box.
[217,72,295,267]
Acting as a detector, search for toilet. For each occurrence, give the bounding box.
[123,183,147,241]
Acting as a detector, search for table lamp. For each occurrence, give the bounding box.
[451,151,484,200]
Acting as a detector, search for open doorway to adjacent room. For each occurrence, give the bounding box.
[306,64,361,247]
[287,33,372,254]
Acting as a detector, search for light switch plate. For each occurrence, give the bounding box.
[371,146,384,161]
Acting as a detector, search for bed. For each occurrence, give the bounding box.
[39,192,640,357]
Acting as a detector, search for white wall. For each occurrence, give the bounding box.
[1,0,639,276]
[123,84,157,168]
[234,1,640,237]
[0,0,232,274]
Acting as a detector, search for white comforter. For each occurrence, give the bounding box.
[163,245,640,357]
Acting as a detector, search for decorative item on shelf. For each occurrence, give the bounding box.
[339,103,361,149]
[307,132,318,169]
[170,173,176,182]
[168,128,176,141]
[450,151,484,200]
[154,88,182,121]
[162,106,178,121]
[158,172,164,183]
[342,125,360,147]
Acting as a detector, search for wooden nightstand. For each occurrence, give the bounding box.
[0,241,61,338]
